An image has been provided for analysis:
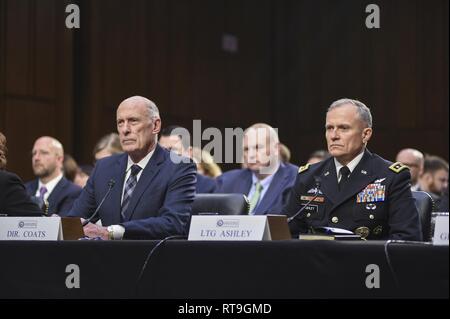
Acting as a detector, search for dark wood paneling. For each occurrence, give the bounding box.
[274,0,449,164]
[0,0,74,179]
[5,0,31,96]
[1,0,447,176]
[35,0,56,99]
[3,97,57,179]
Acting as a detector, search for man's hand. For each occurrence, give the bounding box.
[83,222,109,240]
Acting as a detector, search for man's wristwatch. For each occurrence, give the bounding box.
[107,226,114,240]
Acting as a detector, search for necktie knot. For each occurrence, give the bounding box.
[130,165,141,176]
[338,166,350,191]
[340,166,350,179]
[39,186,48,199]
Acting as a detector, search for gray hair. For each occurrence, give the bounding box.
[145,99,160,119]
[328,98,373,128]
[121,96,160,120]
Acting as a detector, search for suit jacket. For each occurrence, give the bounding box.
[283,150,422,240]
[215,162,298,214]
[68,144,197,239]
[26,177,82,216]
[0,170,43,216]
[196,173,217,193]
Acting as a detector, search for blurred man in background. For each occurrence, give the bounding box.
[216,123,298,215]
[26,136,81,216]
[396,148,424,191]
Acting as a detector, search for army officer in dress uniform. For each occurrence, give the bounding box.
[283,98,422,240]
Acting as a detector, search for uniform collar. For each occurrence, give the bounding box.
[334,149,365,179]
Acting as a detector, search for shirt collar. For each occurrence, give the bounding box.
[126,148,155,173]
[334,149,365,178]
[38,173,64,195]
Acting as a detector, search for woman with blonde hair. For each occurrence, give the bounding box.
[191,147,222,178]
[93,133,123,161]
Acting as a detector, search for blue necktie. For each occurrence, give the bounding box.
[120,165,142,221]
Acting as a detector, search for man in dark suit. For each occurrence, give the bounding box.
[216,123,298,215]
[69,96,196,240]
[159,125,216,193]
[283,98,422,240]
[26,136,81,216]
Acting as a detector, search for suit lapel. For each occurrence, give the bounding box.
[124,145,165,221]
[47,178,67,213]
[27,179,39,196]
[330,150,377,212]
[238,170,253,195]
[110,154,128,224]
[255,164,286,214]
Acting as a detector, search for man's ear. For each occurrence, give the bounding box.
[362,127,372,144]
[153,118,162,134]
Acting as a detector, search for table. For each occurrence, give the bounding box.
[0,240,447,298]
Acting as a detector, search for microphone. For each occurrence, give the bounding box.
[287,176,322,223]
[82,179,115,226]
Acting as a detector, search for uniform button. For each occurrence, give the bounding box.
[369,214,375,220]
[331,216,339,223]
[306,213,311,218]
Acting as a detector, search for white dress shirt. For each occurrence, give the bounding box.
[334,150,365,182]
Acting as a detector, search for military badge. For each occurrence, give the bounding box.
[307,187,323,195]
[389,162,409,173]
[373,225,383,235]
[355,226,370,239]
[300,195,325,203]
[357,183,386,203]
[298,164,310,174]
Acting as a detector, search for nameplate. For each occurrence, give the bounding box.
[188,215,290,241]
[432,213,449,246]
[0,217,62,240]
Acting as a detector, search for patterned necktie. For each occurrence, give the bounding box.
[248,182,263,214]
[120,165,142,221]
[338,166,351,191]
[39,186,48,200]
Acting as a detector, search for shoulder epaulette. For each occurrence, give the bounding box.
[389,162,409,173]
[298,163,310,174]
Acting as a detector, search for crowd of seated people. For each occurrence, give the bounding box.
[0,97,448,241]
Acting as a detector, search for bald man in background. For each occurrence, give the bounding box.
[216,123,298,215]
[396,148,424,191]
[26,136,81,216]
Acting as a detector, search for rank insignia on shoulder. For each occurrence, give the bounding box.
[298,163,310,174]
[389,162,409,173]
